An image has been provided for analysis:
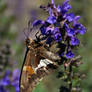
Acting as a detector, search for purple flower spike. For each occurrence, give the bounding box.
[66,50,74,59]
[32,0,87,59]
[70,37,80,46]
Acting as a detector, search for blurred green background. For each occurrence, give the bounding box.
[0,0,92,92]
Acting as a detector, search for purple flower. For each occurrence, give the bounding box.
[68,28,75,37]
[32,0,87,59]
[11,69,20,92]
[51,0,54,4]
[12,69,20,80]
[0,69,20,92]
[77,24,86,35]
[45,27,62,42]
[73,16,86,35]
[64,23,70,32]
[57,5,62,13]
[54,33,62,42]
[49,8,53,16]
[73,23,86,35]
[66,13,75,22]
[53,28,62,42]
[46,16,56,24]
[66,50,74,59]
[64,23,75,36]
[46,27,54,35]
[61,0,72,15]
[0,71,10,92]
[70,37,80,46]
[0,70,11,86]
[57,0,72,15]
[64,23,80,37]
[51,0,56,8]
[73,16,81,26]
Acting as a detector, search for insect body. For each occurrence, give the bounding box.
[20,37,60,92]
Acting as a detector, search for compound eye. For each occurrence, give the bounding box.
[26,38,33,45]
[26,38,30,45]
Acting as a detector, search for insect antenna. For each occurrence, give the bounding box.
[23,20,34,40]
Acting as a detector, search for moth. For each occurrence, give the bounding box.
[19,25,60,92]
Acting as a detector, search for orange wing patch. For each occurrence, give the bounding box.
[23,66,35,75]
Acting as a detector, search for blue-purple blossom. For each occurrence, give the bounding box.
[73,16,86,35]
[73,16,81,26]
[11,69,20,92]
[46,26,54,35]
[61,0,72,15]
[32,0,86,59]
[0,70,11,86]
[70,37,80,46]
[46,16,57,24]
[65,50,74,59]
[77,24,86,35]
[49,8,53,16]
[64,23,75,36]
[52,28,62,42]
[54,33,62,42]
[51,0,54,4]
[66,13,75,22]
[0,69,20,92]
[0,71,10,92]
[51,0,56,8]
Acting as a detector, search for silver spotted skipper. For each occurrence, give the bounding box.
[19,22,61,92]
[19,37,61,92]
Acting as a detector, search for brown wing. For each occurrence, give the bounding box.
[20,42,60,92]
[19,48,39,92]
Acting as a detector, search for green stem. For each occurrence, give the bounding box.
[69,64,72,92]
